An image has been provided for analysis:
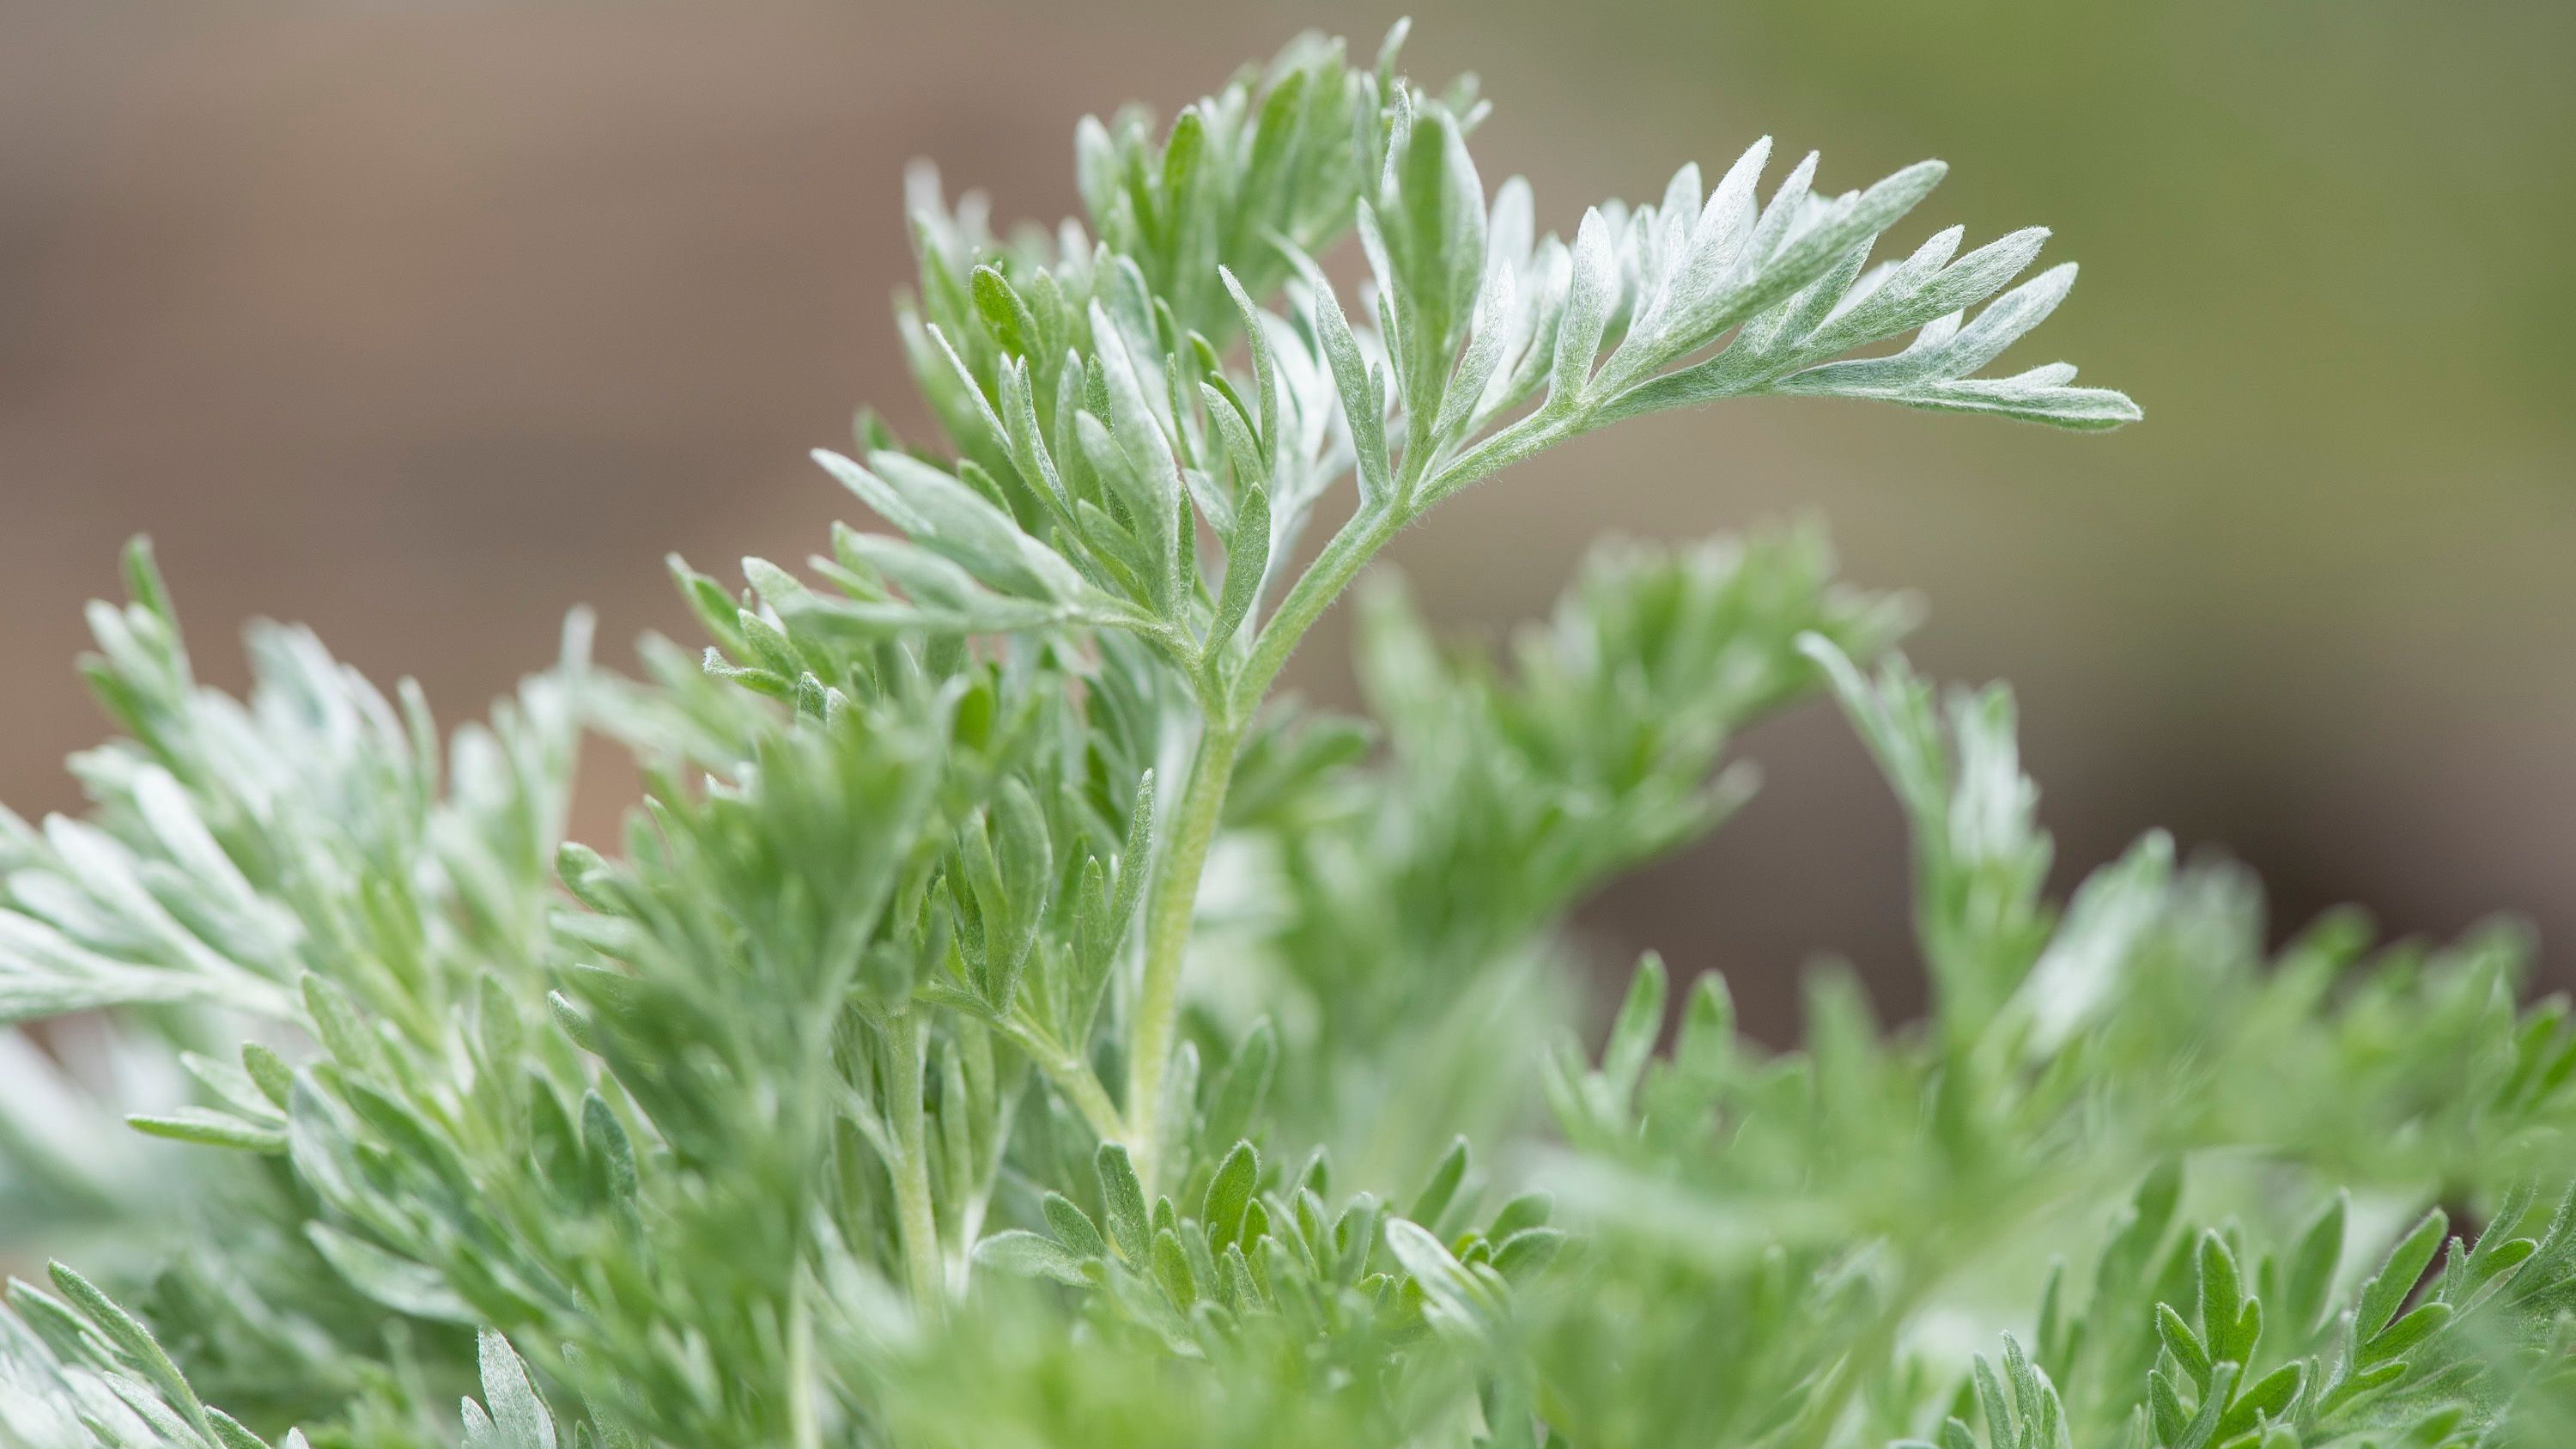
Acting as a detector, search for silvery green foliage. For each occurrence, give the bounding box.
[4,21,2569,1449]
[0,1260,315,1449]
[459,1333,555,1449]
[823,20,2129,719]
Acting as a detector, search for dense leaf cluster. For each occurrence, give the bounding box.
[5,23,2561,1449]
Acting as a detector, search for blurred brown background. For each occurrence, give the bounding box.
[4,0,2571,1037]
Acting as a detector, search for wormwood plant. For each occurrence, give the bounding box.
[1,22,2567,1449]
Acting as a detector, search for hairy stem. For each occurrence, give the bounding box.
[1015,1026,1127,1145]
[1240,502,1408,704]
[1118,503,1418,1188]
[1122,713,1243,1190]
[1120,460,1540,1188]
[885,1010,945,1312]
[1416,409,1583,512]
[787,1288,820,1449]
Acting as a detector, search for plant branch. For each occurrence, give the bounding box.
[1006,1019,1127,1145]
[1121,711,1242,1191]
[787,1288,821,1449]
[884,1009,945,1313]
[1239,502,1409,706]
[1117,497,1424,1190]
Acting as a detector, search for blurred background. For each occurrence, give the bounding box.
[3,0,2570,1038]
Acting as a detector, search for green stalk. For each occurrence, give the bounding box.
[1115,462,1509,1190]
[1414,411,1583,512]
[1121,502,1414,1189]
[787,1289,820,1449]
[884,1010,945,1313]
[1016,1030,1127,1145]
[1239,503,1407,703]
[1122,713,1243,1190]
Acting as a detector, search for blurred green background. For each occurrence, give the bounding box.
[3,1,2569,1036]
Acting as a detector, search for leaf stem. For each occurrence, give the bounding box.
[1122,711,1242,1191]
[787,1288,820,1449]
[1121,494,1427,1190]
[1011,1023,1127,1145]
[1119,502,1427,1190]
[1239,502,1407,705]
[884,1009,945,1313]
[1414,410,1583,513]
